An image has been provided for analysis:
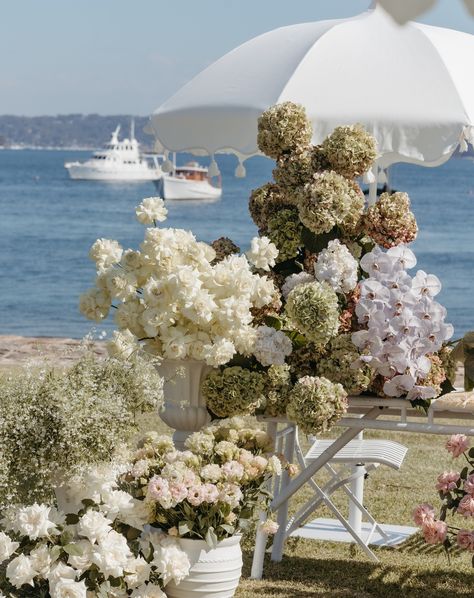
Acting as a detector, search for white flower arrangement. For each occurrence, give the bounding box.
[352,246,454,399]
[0,465,190,596]
[314,239,358,295]
[253,325,293,367]
[80,200,278,367]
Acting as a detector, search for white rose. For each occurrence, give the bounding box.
[152,543,190,586]
[89,238,123,269]
[79,288,111,322]
[77,511,113,544]
[136,197,168,225]
[204,338,235,366]
[67,539,94,572]
[246,236,278,271]
[0,531,19,563]
[15,504,58,540]
[92,530,132,579]
[49,578,87,598]
[29,544,52,578]
[124,557,152,589]
[6,554,36,588]
[131,584,166,597]
[107,329,139,360]
[47,561,77,585]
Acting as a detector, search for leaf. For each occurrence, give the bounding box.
[264,315,283,331]
[205,527,218,548]
[439,378,456,396]
[179,522,191,536]
[65,513,79,525]
[63,543,84,557]
[219,524,235,535]
[273,256,303,277]
[301,225,338,253]
[49,545,62,562]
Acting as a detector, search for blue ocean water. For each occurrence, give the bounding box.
[0,149,473,339]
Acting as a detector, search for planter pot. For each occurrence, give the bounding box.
[156,359,212,449]
[166,535,243,598]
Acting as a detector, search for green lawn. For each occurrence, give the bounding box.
[235,427,474,597]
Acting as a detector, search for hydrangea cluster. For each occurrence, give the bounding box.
[321,124,378,179]
[414,434,474,555]
[317,334,373,396]
[285,281,340,347]
[286,376,348,435]
[281,271,315,300]
[210,236,241,262]
[297,171,363,235]
[273,150,313,191]
[264,364,293,417]
[352,246,454,399]
[0,464,189,596]
[121,419,288,546]
[314,239,358,295]
[257,101,313,159]
[364,192,418,248]
[80,200,278,366]
[248,183,293,231]
[201,366,266,417]
[267,208,303,262]
[253,325,293,367]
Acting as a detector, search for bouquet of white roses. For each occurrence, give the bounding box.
[80,200,280,367]
[119,419,289,546]
[0,464,190,597]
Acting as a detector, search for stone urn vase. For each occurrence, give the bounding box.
[156,359,212,449]
[165,535,243,598]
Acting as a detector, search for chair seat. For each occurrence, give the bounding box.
[305,439,408,470]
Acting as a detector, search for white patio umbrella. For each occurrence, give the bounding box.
[149,2,474,191]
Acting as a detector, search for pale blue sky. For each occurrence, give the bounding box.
[1,0,473,115]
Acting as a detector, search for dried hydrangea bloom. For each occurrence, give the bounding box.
[264,364,293,417]
[364,191,418,248]
[248,183,293,230]
[257,101,313,159]
[439,345,457,385]
[273,150,313,191]
[311,144,331,173]
[211,237,241,262]
[338,285,361,332]
[202,366,266,418]
[418,353,446,396]
[339,181,366,237]
[317,333,372,396]
[287,343,322,378]
[296,171,356,235]
[267,208,304,262]
[285,281,340,347]
[321,124,377,179]
[286,376,348,434]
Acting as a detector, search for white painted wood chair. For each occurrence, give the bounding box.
[251,424,409,578]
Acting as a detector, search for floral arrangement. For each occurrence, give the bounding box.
[0,464,190,596]
[0,352,162,509]
[119,418,287,546]
[80,198,280,367]
[413,434,474,562]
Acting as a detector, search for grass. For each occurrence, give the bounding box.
[235,426,474,597]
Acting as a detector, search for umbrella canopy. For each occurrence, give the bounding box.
[150,4,474,170]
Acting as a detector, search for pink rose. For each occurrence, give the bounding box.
[445,434,469,458]
[435,471,460,493]
[464,474,474,496]
[259,519,279,535]
[187,485,205,507]
[457,529,474,551]
[457,494,474,517]
[147,476,169,500]
[422,520,447,544]
[169,482,188,504]
[412,503,436,526]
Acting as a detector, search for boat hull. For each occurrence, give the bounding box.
[157,175,222,200]
[65,162,161,181]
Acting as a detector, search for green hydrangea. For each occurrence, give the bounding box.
[257,102,313,159]
[267,208,303,262]
[287,342,323,378]
[285,281,340,347]
[264,364,293,417]
[286,376,348,434]
[317,334,372,395]
[296,171,357,235]
[202,366,266,417]
[339,181,366,237]
[249,183,293,230]
[321,124,377,179]
[273,150,313,191]
[364,191,418,248]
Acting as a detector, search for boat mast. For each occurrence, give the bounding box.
[130,118,135,141]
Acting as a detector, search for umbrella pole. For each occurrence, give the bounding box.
[368,165,378,205]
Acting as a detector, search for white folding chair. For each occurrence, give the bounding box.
[251,427,409,578]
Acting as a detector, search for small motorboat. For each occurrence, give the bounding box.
[155,156,222,200]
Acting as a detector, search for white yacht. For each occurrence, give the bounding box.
[155,156,222,200]
[65,121,162,181]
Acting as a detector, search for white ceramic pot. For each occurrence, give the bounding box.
[156,359,212,449]
[166,535,243,598]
